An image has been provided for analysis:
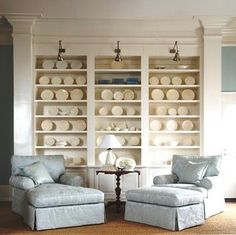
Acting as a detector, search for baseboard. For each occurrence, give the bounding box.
[0,185,12,201]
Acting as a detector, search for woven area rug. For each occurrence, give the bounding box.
[0,202,236,235]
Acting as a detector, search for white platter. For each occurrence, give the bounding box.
[70,60,82,69]
[151,89,164,100]
[51,76,62,85]
[153,137,163,146]
[68,137,80,146]
[41,120,54,131]
[56,120,70,131]
[55,89,69,100]
[113,91,124,100]
[75,75,86,85]
[99,107,109,115]
[166,89,179,100]
[39,76,50,85]
[182,120,194,131]
[48,107,58,115]
[182,137,193,146]
[64,76,74,85]
[70,89,83,100]
[98,151,116,164]
[101,89,113,100]
[44,136,56,146]
[123,89,135,100]
[172,76,182,85]
[168,107,177,116]
[160,76,171,85]
[56,60,68,69]
[111,106,123,115]
[126,107,136,115]
[70,106,79,115]
[149,76,159,85]
[150,120,162,131]
[117,136,126,146]
[156,106,167,115]
[166,120,178,131]
[71,120,86,131]
[42,60,54,69]
[181,89,195,100]
[177,106,189,115]
[115,157,136,170]
[185,76,195,85]
[128,136,140,146]
[41,89,54,100]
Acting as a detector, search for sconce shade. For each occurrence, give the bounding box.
[99,135,122,149]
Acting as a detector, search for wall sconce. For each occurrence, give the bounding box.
[169,41,180,62]
[114,41,122,62]
[57,40,66,61]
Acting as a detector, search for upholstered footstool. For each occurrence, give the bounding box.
[125,186,205,231]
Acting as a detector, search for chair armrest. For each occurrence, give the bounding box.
[9,175,35,190]
[153,174,178,185]
[59,173,83,186]
[197,176,221,190]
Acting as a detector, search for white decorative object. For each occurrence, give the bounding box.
[166,89,179,100]
[149,76,159,85]
[99,107,109,115]
[71,60,82,69]
[64,76,74,85]
[111,106,123,115]
[113,91,124,100]
[51,76,62,85]
[55,89,69,100]
[128,136,140,146]
[185,76,195,85]
[115,157,136,170]
[151,89,164,100]
[181,89,195,100]
[98,151,116,165]
[41,89,54,100]
[75,75,86,84]
[101,89,113,100]
[44,136,56,146]
[71,120,86,131]
[123,89,135,100]
[56,60,68,69]
[41,120,54,131]
[56,120,70,131]
[117,136,126,146]
[70,89,83,100]
[167,140,179,146]
[48,107,58,115]
[168,107,177,116]
[70,106,79,115]
[172,76,182,85]
[68,137,80,146]
[156,106,167,115]
[99,135,122,171]
[126,107,136,115]
[153,137,163,146]
[160,76,171,85]
[177,106,189,115]
[182,120,194,131]
[42,60,54,69]
[166,120,178,131]
[150,120,162,131]
[39,76,50,84]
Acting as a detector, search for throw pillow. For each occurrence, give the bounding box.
[177,160,209,184]
[19,161,54,186]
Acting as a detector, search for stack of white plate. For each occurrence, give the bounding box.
[70,89,83,100]
[99,107,109,115]
[41,120,54,131]
[149,76,159,85]
[185,76,195,85]
[181,89,195,100]
[172,76,182,85]
[111,106,123,115]
[113,91,124,100]
[56,60,68,69]
[160,76,171,85]
[101,89,113,100]
[42,60,54,69]
[150,120,162,131]
[70,106,79,115]
[51,76,62,85]
[75,75,86,85]
[128,136,140,146]
[68,137,80,146]
[151,89,164,100]
[55,89,69,100]
[56,120,70,131]
[71,120,86,131]
[123,89,135,100]
[64,76,74,85]
[166,120,178,131]
[41,90,54,100]
[166,89,179,100]
[182,120,194,131]
[177,106,188,115]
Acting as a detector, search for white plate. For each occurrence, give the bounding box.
[42,60,54,69]
[75,75,86,85]
[153,137,163,146]
[48,107,58,115]
[166,89,179,100]
[166,141,179,146]
[98,151,116,164]
[172,76,182,85]
[39,76,50,84]
[185,76,195,85]
[181,89,195,100]
[41,120,54,131]
[149,76,159,85]
[41,89,54,100]
[126,107,136,115]
[150,120,162,131]
[123,89,135,100]
[160,76,171,85]
[56,120,70,131]
[70,89,83,100]
[44,136,56,146]
[68,137,80,146]
[156,106,167,115]
[113,91,124,100]
[71,120,86,131]
[166,120,178,131]
[128,136,140,146]
[70,60,82,69]
[55,89,69,100]
[56,60,68,69]
[99,107,109,115]
[182,137,193,146]
[64,76,74,85]
[101,89,113,100]
[70,106,79,115]
[151,89,164,100]
[115,157,136,170]
[117,136,126,146]
[177,106,189,115]
[111,106,123,115]
[51,76,62,85]
[182,120,194,131]
[168,107,177,116]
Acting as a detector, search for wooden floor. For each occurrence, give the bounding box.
[0,202,236,234]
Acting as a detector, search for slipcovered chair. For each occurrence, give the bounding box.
[125,155,225,231]
[9,155,105,230]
